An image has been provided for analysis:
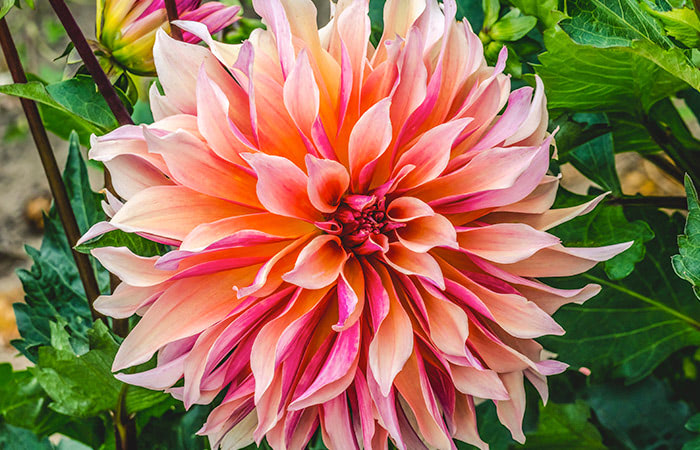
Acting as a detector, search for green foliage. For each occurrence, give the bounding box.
[33,321,169,418]
[0,77,117,145]
[520,401,606,449]
[13,133,108,361]
[685,414,700,450]
[674,176,700,299]
[643,4,700,48]
[587,377,695,449]
[76,230,170,258]
[544,207,700,382]
[0,0,13,19]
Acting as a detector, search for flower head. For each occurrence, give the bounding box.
[83,0,631,448]
[96,0,240,75]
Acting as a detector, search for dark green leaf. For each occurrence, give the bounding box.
[673,176,700,299]
[76,230,169,258]
[45,77,119,130]
[0,423,52,450]
[535,28,698,113]
[608,113,662,155]
[568,133,623,196]
[587,378,695,449]
[519,401,606,449]
[33,321,169,418]
[13,133,109,361]
[550,189,654,280]
[0,81,106,144]
[561,0,671,48]
[138,404,213,450]
[542,207,700,382]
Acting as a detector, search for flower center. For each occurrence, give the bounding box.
[316,194,403,251]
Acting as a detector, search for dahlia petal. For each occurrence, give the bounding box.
[113,269,255,371]
[422,287,469,359]
[334,257,365,331]
[397,214,459,252]
[104,155,173,200]
[336,1,371,113]
[320,393,360,450]
[451,365,509,400]
[284,49,320,136]
[290,322,360,410]
[305,154,350,214]
[489,193,607,231]
[493,175,559,214]
[497,242,633,278]
[153,29,214,114]
[353,372,376,449]
[144,128,262,208]
[252,0,295,77]
[110,186,255,241]
[470,86,534,153]
[91,247,169,287]
[453,395,487,450]
[180,213,315,252]
[368,266,414,396]
[496,372,526,444]
[393,118,471,190]
[115,353,186,390]
[504,76,548,147]
[93,282,164,319]
[173,20,241,67]
[242,153,322,222]
[220,410,257,450]
[367,367,405,449]
[196,66,250,166]
[384,244,445,290]
[348,98,393,189]
[283,235,347,289]
[376,0,425,60]
[386,196,435,222]
[457,223,561,264]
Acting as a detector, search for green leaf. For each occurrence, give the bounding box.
[673,176,700,299]
[0,423,53,450]
[482,0,500,29]
[76,229,169,257]
[33,321,169,418]
[0,0,13,19]
[568,133,622,196]
[645,5,700,48]
[0,81,108,144]
[137,404,211,450]
[45,76,119,130]
[561,0,671,48]
[520,401,606,449]
[685,414,700,450]
[608,113,662,155]
[542,207,700,382]
[488,10,537,42]
[550,189,654,280]
[506,0,563,28]
[535,28,698,113]
[587,378,695,449]
[13,133,109,361]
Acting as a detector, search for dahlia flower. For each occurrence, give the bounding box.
[82,0,631,448]
[96,0,240,75]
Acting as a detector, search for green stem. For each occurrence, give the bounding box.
[114,382,136,450]
[607,195,688,210]
[582,273,700,329]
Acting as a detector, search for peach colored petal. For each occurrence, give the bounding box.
[283,235,347,289]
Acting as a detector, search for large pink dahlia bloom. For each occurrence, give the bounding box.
[82,1,631,448]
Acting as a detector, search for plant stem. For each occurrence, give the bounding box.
[0,18,103,319]
[642,153,684,184]
[608,195,688,210]
[114,382,137,450]
[164,0,183,41]
[644,115,700,186]
[47,0,134,126]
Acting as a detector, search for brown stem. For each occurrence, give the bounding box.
[114,383,137,450]
[0,18,103,319]
[164,0,183,41]
[642,153,684,184]
[608,195,688,210]
[47,0,134,126]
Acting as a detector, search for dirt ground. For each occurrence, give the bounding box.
[0,1,689,369]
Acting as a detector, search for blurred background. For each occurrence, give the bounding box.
[0,0,690,370]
